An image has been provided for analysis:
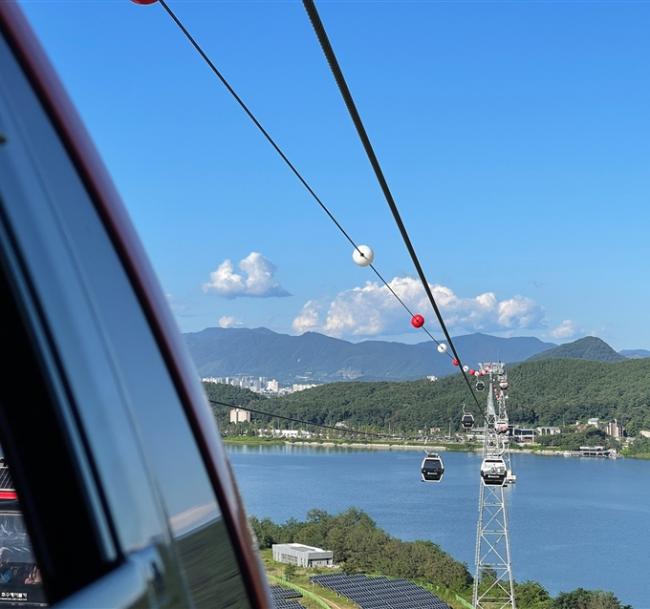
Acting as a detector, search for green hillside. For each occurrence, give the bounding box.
[528,336,625,363]
[205,357,650,435]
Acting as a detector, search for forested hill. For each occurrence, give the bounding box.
[205,357,650,434]
[528,336,625,363]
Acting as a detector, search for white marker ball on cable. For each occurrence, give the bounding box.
[463,365,469,373]
[352,245,374,267]
[437,343,448,354]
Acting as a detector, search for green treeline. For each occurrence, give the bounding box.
[205,357,650,436]
[251,509,630,609]
[252,508,471,591]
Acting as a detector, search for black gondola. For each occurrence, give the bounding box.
[461,413,475,430]
[475,381,485,391]
[480,457,507,486]
[420,452,444,483]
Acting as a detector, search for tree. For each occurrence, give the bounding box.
[554,588,629,609]
[516,581,553,609]
[283,563,297,580]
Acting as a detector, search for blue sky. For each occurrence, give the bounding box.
[20,1,650,349]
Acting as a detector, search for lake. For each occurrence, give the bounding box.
[228,445,650,608]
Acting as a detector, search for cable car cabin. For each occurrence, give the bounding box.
[495,420,509,434]
[0,465,45,607]
[475,381,485,391]
[461,413,475,430]
[480,457,507,487]
[420,453,444,483]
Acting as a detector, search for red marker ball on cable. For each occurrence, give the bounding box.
[452,358,459,367]
[411,314,425,328]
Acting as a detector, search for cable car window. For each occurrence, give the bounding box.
[0,32,252,607]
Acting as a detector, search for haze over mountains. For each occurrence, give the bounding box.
[184,328,648,384]
[183,327,553,383]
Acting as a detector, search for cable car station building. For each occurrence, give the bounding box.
[272,543,334,568]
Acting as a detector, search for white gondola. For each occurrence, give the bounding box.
[420,452,444,483]
[495,419,509,434]
[480,456,507,486]
[461,412,475,430]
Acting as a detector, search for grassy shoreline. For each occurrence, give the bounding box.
[222,435,650,459]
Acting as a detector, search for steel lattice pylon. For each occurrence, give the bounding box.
[472,364,516,609]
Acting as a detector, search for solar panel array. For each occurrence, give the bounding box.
[270,585,306,609]
[311,573,451,609]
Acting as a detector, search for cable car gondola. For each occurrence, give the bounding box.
[461,412,475,430]
[420,452,444,483]
[480,457,507,486]
[475,381,485,391]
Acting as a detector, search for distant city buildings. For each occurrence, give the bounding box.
[201,375,319,395]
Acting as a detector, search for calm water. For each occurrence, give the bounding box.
[228,445,650,608]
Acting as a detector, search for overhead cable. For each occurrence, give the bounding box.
[302,0,480,409]
[153,0,452,356]
[209,398,417,442]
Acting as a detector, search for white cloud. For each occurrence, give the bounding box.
[292,276,545,338]
[203,252,290,298]
[292,301,322,334]
[550,319,577,339]
[218,315,242,329]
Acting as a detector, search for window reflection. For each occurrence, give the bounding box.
[0,460,45,607]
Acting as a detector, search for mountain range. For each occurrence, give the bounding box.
[184,327,556,383]
[184,327,649,384]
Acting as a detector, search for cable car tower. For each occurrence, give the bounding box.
[472,363,516,609]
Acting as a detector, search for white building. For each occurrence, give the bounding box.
[511,427,536,444]
[272,543,333,568]
[291,383,318,393]
[606,420,624,439]
[587,418,600,427]
[229,408,251,424]
[266,379,279,393]
[270,429,313,439]
[536,426,561,436]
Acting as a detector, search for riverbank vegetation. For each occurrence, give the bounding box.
[251,509,630,609]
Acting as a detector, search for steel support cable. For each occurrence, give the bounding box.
[301,0,480,408]
[208,399,419,442]
[155,0,451,355]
